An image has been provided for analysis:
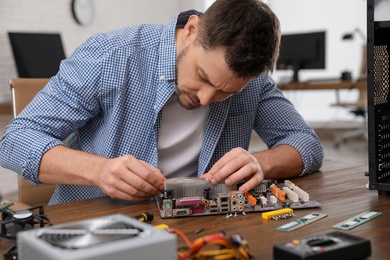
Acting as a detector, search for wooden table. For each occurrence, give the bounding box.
[1,160,389,259]
[278,80,367,107]
[277,80,363,91]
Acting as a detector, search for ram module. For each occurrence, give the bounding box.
[333,211,382,230]
[275,212,327,232]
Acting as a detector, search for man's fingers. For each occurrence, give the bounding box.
[202,148,264,192]
[204,148,248,184]
[238,173,263,193]
[98,155,166,201]
[124,156,165,191]
[139,160,166,187]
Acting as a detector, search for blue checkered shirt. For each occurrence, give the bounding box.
[0,11,323,204]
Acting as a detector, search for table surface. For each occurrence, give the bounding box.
[1,159,388,259]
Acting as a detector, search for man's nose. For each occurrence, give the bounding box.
[198,87,217,106]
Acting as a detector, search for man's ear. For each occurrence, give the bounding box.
[183,15,201,43]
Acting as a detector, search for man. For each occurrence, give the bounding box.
[0,0,323,205]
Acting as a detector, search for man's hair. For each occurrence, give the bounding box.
[196,0,280,79]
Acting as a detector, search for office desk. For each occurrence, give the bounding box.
[278,80,367,107]
[1,160,389,259]
[277,80,363,91]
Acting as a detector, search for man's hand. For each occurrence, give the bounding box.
[40,146,166,202]
[96,155,166,201]
[200,147,264,193]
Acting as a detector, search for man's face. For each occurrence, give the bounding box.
[175,43,251,110]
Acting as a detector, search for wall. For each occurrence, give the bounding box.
[269,0,367,124]
[1,0,368,124]
[0,0,206,105]
[206,0,367,124]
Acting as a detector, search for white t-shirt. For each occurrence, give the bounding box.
[158,95,209,178]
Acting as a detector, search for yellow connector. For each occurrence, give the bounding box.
[154,224,169,230]
[262,208,294,220]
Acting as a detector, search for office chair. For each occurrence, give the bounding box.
[10,78,55,206]
[332,80,367,148]
[332,45,368,148]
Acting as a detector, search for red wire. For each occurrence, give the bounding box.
[167,227,193,248]
[168,228,250,259]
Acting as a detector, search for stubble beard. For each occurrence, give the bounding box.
[174,45,200,110]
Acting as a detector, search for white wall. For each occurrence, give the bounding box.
[1,0,367,124]
[270,0,367,124]
[270,0,366,80]
[0,0,207,105]
[207,0,367,124]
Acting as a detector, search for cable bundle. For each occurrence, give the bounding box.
[168,228,252,260]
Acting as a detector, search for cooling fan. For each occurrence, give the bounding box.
[0,203,52,239]
[17,214,176,260]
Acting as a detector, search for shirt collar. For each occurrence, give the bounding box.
[158,10,203,83]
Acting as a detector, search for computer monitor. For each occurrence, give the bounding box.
[8,32,66,78]
[276,31,326,82]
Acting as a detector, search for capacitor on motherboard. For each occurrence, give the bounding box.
[204,187,211,200]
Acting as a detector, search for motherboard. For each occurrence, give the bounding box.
[155,177,321,218]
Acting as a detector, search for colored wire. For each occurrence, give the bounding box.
[0,202,14,212]
[168,227,193,248]
[167,228,251,260]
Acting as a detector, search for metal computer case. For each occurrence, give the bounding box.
[367,0,390,195]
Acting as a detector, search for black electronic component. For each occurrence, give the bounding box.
[273,231,371,260]
[367,0,390,196]
[1,203,52,260]
[164,189,173,199]
[3,244,17,260]
[204,187,211,200]
[0,204,52,239]
[131,211,154,222]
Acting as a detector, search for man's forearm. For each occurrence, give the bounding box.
[38,145,107,186]
[253,144,303,180]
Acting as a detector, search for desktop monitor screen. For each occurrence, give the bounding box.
[8,32,66,78]
[276,31,326,82]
